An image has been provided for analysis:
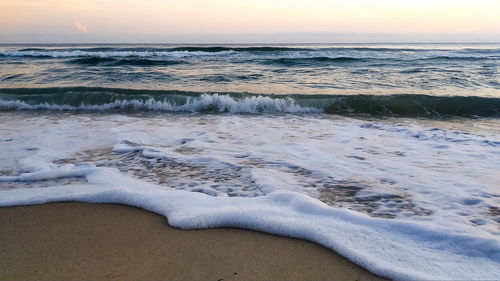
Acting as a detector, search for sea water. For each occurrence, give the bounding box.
[1,44,499,280]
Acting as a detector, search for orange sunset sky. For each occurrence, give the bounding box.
[1,0,499,43]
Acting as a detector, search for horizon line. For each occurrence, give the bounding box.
[2,42,500,45]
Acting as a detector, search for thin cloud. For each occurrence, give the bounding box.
[74,20,88,33]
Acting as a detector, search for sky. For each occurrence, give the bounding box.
[0,0,499,43]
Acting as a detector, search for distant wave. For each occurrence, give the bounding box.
[2,46,499,60]
[423,56,496,62]
[261,55,498,67]
[263,56,364,66]
[11,46,500,52]
[68,57,186,66]
[1,87,499,117]
[167,46,308,52]
[0,47,305,58]
[0,49,234,58]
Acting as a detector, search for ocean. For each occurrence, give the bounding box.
[1,43,499,280]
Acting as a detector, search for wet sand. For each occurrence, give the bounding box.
[0,202,387,281]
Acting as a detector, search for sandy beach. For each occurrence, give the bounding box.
[0,202,386,281]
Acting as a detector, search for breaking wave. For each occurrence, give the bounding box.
[1,87,499,117]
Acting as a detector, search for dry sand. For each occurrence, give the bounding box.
[0,202,387,281]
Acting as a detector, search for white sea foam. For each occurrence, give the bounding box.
[1,112,499,280]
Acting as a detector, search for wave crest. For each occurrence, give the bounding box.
[1,87,499,117]
[0,93,318,114]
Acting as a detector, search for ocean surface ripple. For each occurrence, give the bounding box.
[1,43,499,97]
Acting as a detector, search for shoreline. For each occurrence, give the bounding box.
[0,202,387,281]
